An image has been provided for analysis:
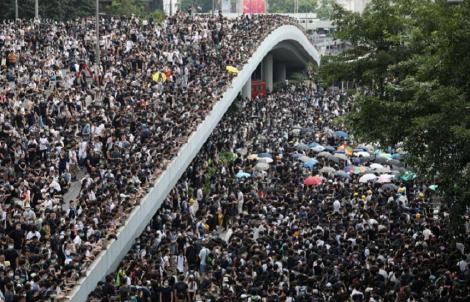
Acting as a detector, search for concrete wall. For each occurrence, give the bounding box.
[67,25,320,302]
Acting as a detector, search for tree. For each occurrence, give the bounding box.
[106,0,145,16]
[320,0,470,228]
[268,0,318,13]
[316,0,334,19]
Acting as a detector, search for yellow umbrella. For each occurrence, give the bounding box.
[152,72,168,82]
[226,65,240,74]
[247,154,258,160]
[152,72,160,82]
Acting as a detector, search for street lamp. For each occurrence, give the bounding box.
[35,0,39,20]
[15,0,18,20]
[96,0,101,102]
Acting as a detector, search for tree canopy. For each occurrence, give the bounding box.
[0,0,163,20]
[320,0,470,226]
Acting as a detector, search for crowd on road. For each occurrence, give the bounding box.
[88,84,470,302]
[0,12,299,300]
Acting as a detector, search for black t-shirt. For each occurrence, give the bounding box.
[175,281,188,298]
[10,229,24,249]
[4,248,18,269]
[161,286,172,301]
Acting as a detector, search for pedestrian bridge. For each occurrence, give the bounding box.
[68,25,320,302]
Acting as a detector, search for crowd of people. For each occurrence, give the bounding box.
[88,84,470,302]
[0,12,300,300]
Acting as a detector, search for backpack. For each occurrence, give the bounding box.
[175,281,187,298]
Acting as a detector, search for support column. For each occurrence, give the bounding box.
[277,63,286,84]
[241,79,252,100]
[262,53,273,92]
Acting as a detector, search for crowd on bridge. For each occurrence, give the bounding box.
[0,12,299,300]
[88,84,470,302]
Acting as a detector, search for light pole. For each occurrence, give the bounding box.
[35,0,39,19]
[15,0,18,20]
[96,0,101,101]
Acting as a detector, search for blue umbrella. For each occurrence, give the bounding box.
[291,152,302,159]
[303,158,319,169]
[236,171,251,178]
[353,148,367,153]
[258,152,272,158]
[324,146,336,152]
[335,150,345,154]
[335,130,349,139]
[308,142,320,148]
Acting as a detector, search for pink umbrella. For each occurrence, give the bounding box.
[304,175,323,186]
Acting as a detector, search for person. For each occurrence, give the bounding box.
[198,245,210,274]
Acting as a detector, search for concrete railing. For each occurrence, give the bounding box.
[68,25,320,302]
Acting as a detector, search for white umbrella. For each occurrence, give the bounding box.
[258,157,273,164]
[353,151,370,157]
[298,155,310,162]
[359,173,377,183]
[377,174,394,183]
[370,163,384,170]
[311,145,325,152]
[254,162,270,171]
[317,151,331,158]
[320,167,336,175]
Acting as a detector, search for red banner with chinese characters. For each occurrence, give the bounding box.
[243,0,266,14]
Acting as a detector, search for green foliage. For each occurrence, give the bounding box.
[268,0,318,13]
[321,0,470,223]
[107,0,145,16]
[152,9,166,23]
[316,0,334,19]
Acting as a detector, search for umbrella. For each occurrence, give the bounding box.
[304,176,323,186]
[291,128,301,136]
[382,183,398,191]
[334,153,348,161]
[291,152,302,159]
[354,151,370,157]
[311,145,325,152]
[345,165,368,174]
[298,155,311,162]
[324,146,336,152]
[236,147,248,156]
[370,163,384,170]
[320,166,336,175]
[375,167,392,174]
[335,130,349,139]
[236,171,251,178]
[247,154,258,160]
[308,142,320,148]
[373,157,389,164]
[254,162,270,171]
[400,171,416,181]
[388,159,402,167]
[429,184,438,191]
[226,65,240,74]
[376,152,393,160]
[359,173,377,183]
[258,153,272,159]
[334,170,351,179]
[377,174,394,184]
[326,154,340,163]
[295,143,310,151]
[304,158,319,169]
[258,157,273,164]
[317,151,331,158]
